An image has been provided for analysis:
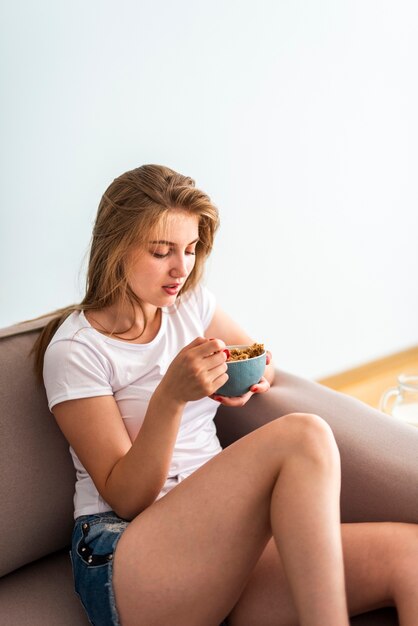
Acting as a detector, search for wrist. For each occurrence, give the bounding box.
[153,380,187,412]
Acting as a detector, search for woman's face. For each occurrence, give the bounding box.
[127,209,200,311]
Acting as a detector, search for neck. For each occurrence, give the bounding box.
[86,300,161,343]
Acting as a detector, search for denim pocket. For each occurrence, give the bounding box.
[77,522,114,567]
[74,515,128,569]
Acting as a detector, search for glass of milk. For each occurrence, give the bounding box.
[380,374,418,427]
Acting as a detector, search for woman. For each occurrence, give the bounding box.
[34,164,417,626]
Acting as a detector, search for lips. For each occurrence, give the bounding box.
[162,283,182,295]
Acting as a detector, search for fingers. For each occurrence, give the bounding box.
[212,377,270,406]
[184,336,213,350]
[193,338,228,372]
[202,337,226,357]
[212,391,253,407]
[172,337,228,400]
[184,337,226,358]
[250,377,270,393]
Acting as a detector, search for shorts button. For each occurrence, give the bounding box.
[88,556,93,564]
[108,554,113,561]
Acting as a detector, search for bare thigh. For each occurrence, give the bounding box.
[229,521,417,626]
[112,413,337,626]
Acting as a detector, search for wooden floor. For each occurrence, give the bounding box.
[318,346,418,411]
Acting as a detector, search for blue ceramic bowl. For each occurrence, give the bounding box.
[216,345,266,397]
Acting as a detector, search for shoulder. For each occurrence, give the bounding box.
[44,311,112,378]
[43,311,113,410]
[47,310,88,343]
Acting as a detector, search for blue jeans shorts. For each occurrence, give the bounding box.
[70,511,229,625]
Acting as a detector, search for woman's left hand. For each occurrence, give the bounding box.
[211,375,270,407]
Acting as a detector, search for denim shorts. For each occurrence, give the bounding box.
[70,511,229,625]
[70,511,128,625]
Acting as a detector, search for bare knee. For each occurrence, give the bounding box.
[270,412,340,470]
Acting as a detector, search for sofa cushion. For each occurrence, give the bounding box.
[0,319,76,576]
[0,549,89,625]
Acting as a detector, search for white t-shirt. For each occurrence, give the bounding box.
[43,285,222,519]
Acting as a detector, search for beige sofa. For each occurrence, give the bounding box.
[1,316,417,625]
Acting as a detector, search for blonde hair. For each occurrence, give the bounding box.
[32,164,220,380]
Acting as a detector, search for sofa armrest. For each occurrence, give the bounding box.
[215,369,418,524]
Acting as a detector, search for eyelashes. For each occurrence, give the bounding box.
[151,251,196,259]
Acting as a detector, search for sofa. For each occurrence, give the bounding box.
[1,316,417,625]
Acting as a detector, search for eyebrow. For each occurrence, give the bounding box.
[149,238,199,246]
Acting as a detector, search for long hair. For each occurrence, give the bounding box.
[32,164,220,381]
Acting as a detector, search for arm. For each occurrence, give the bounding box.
[205,305,275,403]
[52,336,228,521]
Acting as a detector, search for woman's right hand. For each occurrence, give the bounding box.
[159,337,229,405]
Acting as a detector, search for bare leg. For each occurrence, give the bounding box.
[228,522,418,626]
[389,523,418,626]
[113,413,349,626]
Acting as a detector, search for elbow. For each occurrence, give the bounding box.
[112,495,156,522]
[105,482,161,521]
[102,461,166,520]
[112,505,136,522]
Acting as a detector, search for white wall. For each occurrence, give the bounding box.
[1,0,418,379]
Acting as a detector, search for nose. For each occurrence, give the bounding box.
[169,253,188,279]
